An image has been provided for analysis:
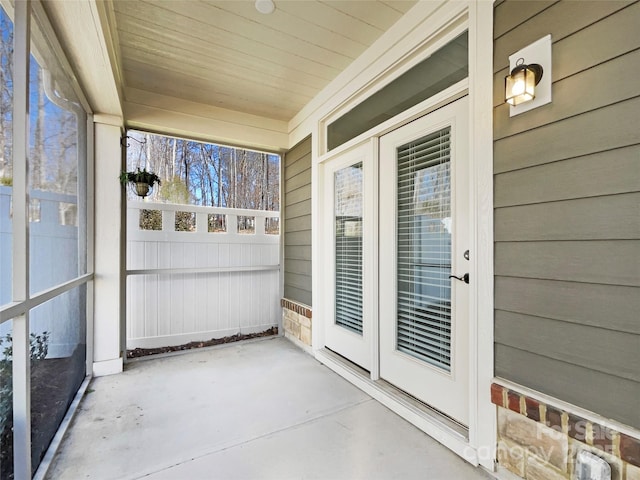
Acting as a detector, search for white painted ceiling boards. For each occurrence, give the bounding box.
[112,0,417,122]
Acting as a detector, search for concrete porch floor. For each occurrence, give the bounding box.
[46,337,494,480]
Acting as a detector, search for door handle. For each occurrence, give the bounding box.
[449,273,469,284]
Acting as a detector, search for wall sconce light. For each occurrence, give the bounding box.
[505,59,543,106]
[506,35,552,117]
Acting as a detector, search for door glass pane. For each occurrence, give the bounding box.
[0,5,13,307]
[29,25,87,295]
[396,128,452,371]
[335,162,363,334]
[30,285,86,474]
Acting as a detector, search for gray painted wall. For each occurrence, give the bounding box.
[493,0,640,428]
[283,136,312,306]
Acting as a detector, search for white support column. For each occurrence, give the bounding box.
[93,118,124,376]
[12,0,32,477]
[468,0,496,471]
[86,114,96,376]
[310,133,323,351]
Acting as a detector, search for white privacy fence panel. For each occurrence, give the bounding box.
[1,187,82,358]
[126,202,280,349]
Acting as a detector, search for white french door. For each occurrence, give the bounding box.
[324,142,374,370]
[379,97,470,425]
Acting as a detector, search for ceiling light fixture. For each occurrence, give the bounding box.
[255,0,275,14]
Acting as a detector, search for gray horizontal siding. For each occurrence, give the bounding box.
[285,230,311,246]
[493,0,640,428]
[285,259,312,276]
[495,311,640,383]
[493,0,555,39]
[552,3,640,79]
[283,136,312,306]
[494,96,640,174]
[284,272,312,293]
[495,277,640,334]
[283,245,311,261]
[495,241,640,287]
[494,145,640,207]
[493,1,630,69]
[495,48,640,139]
[284,286,312,308]
[285,184,312,205]
[495,193,640,241]
[284,151,311,180]
[284,199,311,220]
[283,216,311,233]
[496,345,640,429]
[493,3,640,105]
[285,171,312,192]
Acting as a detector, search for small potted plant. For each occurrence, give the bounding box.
[119,167,161,197]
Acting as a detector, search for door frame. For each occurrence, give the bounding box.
[311,2,495,470]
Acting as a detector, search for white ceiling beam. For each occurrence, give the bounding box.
[42,0,123,119]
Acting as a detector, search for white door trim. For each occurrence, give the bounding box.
[467,1,496,470]
[311,1,495,471]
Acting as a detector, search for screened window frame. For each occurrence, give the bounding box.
[0,1,95,478]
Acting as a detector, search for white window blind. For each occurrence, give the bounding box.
[396,128,452,371]
[335,163,363,334]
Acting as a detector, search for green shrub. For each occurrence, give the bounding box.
[0,331,50,430]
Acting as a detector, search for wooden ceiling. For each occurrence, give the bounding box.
[111,0,418,122]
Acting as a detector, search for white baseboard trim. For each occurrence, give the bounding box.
[92,357,123,376]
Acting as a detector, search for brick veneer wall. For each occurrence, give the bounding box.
[281,298,312,346]
[491,383,640,480]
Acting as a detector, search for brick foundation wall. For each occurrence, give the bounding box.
[281,298,312,346]
[491,383,640,480]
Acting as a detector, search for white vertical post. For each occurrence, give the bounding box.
[12,0,32,477]
[86,114,95,376]
[469,0,496,470]
[255,214,265,236]
[196,212,207,233]
[311,136,324,351]
[278,154,285,337]
[93,119,124,376]
[162,209,173,232]
[227,213,238,236]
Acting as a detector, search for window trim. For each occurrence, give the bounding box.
[318,12,468,157]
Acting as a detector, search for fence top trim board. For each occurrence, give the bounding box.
[128,201,279,217]
[127,202,280,244]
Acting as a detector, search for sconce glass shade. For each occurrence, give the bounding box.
[505,62,543,106]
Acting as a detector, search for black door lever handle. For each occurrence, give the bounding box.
[449,273,469,284]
